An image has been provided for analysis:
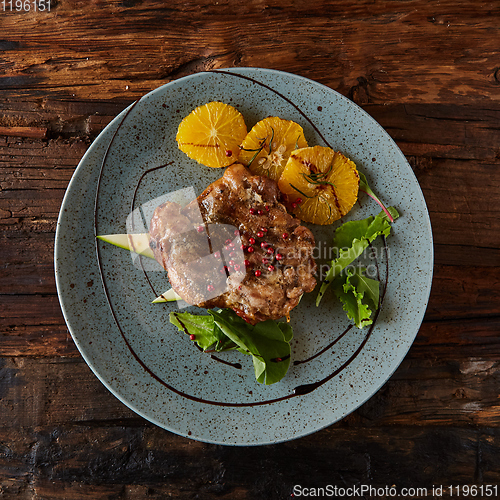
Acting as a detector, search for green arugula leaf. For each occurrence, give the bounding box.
[169,309,293,384]
[332,268,380,328]
[169,311,234,352]
[209,310,293,385]
[316,207,399,306]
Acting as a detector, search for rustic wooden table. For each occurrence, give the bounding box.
[1,1,499,498]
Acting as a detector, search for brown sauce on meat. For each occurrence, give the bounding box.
[94,70,389,407]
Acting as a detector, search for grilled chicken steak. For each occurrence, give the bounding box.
[149,163,317,324]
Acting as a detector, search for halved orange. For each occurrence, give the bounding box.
[239,117,308,181]
[278,146,359,225]
[176,102,247,168]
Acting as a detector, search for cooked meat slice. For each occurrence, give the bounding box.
[149,163,317,324]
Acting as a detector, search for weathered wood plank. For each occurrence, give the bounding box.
[0,357,136,428]
[411,317,500,360]
[0,103,498,360]
[0,295,63,328]
[417,159,500,251]
[369,104,500,161]
[426,265,500,320]
[2,260,500,357]
[1,131,499,262]
[0,1,499,104]
[0,0,498,496]
[433,243,500,268]
[3,215,500,316]
[1,295,500,359]
[0,425,499,499]
[0,325,77,357]
[0,126,47,139]
[354,358,500,427]
[0,355,499,429]
[0,137,86,231]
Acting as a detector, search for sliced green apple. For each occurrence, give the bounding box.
[152,289,182,303]
[97,233,155,259]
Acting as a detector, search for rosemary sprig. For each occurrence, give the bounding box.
[242,137,267,167]
[289,185,333,221]
[290,183,315,199]
[300,162,336,188]
[301,172,336,187]
[268,127,275,154]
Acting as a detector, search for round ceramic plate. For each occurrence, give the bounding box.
[55,68,433,446]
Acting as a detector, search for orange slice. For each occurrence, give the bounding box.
[239,117,308,181]
[278,146,359,225]
[176,102,247,168]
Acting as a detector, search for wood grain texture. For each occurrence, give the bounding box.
[1,356,499,429]
[1,0,499,496]
[1,1,499,104]
[0,425,499,499]
[2,267,500,358]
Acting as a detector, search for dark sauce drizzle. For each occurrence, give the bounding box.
[178,315,242,370]
[131,164,235,371]
[209,69,332,148]
[94,71,390,407]
[131,162,174,297]
[294,325,353,366]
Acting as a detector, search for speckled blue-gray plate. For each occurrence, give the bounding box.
[55,68,433,446]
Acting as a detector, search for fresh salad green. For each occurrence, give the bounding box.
[330,268,381,328]
[170,309,293,385]
[97,171,400,384]
[316,207,399,326]
[358,172,395,223]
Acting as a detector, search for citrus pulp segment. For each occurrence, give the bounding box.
[239,117,308,181]
[278,146,359,225]
[176,102,247,168]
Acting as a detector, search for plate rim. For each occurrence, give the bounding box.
[54,67,434,446]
